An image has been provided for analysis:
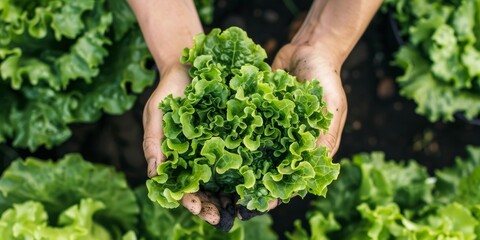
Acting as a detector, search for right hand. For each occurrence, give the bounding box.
[142,65,235,231]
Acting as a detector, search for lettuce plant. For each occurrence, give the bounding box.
[0,199,136,240]
[287,147,480,240]
[147,27,339,212]
[0,154,139,239]
[384,0,480,122]
[0,0,155,150]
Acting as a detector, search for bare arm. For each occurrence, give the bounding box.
[128,0,203,74]
[293,0,383,68]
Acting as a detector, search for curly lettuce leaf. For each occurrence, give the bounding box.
[435,146,480,205]
[148,27,337,213]
[312,152,433,223]
[0,199,114,240]
[106,0,137,41]
[181,27,270,77]
[0,0,155,150]
[385,0,480,122]
[394,46,480,122]
[289,148,480,240]
[286,212,339,240]
[0,153,139,234]
[355,202,479,240]
[0,1,112,90]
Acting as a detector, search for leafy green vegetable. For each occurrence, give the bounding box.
[136,186,278,240]
[287,147,480,240]
[0,199,118,240]
[434,146,480,206]
[0,154,139,238]
[384,0,480,122]
[147,27,338,212]
[0,0,155,150]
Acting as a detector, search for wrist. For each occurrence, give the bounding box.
[291,0,382,67]
[158,62,189,78]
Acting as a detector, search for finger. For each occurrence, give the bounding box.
[271,46,294,71]
[317,96,347,157]
[236,205,265,221]
[195,192,235,231]
[195,192,221,224]
[198,202,220,225]
[268,198,282,211]
[143,91,165,177]
[181,193,202,215]
[271,56,283,71]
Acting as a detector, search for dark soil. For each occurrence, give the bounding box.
[2,0,479,238]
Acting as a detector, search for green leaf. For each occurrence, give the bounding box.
[386,0,480,122]
[295,147,480,240]
[181,27,269,76]
[0,154,139,233]
[394,46,480,122]
[0,199,114,240]
[0,0,155,150]
[106,0,137,40]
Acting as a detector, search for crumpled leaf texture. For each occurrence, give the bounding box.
[147,27,339,212]
[286,146,480,240]
[0,154,139,235]
[385,0,480,122]
[0,0,155,150]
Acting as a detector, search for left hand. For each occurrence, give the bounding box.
[272,43,347,157]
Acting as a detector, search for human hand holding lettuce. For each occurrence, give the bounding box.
[128,0,381,230]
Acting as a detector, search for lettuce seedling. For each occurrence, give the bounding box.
[147,27,339,212]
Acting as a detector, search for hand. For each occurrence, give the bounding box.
[272,43,347,157]
[239,43,347,221]
[142,65,235,231]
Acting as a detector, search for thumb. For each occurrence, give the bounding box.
[143,96,165,178]
[143,136,162,178]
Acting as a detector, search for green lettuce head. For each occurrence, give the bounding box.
[0,154,139,239]
[0,0,155,150]
[147,27,339,212]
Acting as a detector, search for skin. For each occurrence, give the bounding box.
[128,0,382,226]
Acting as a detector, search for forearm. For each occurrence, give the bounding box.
[128,0,203,74]
[293,0,382,67]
